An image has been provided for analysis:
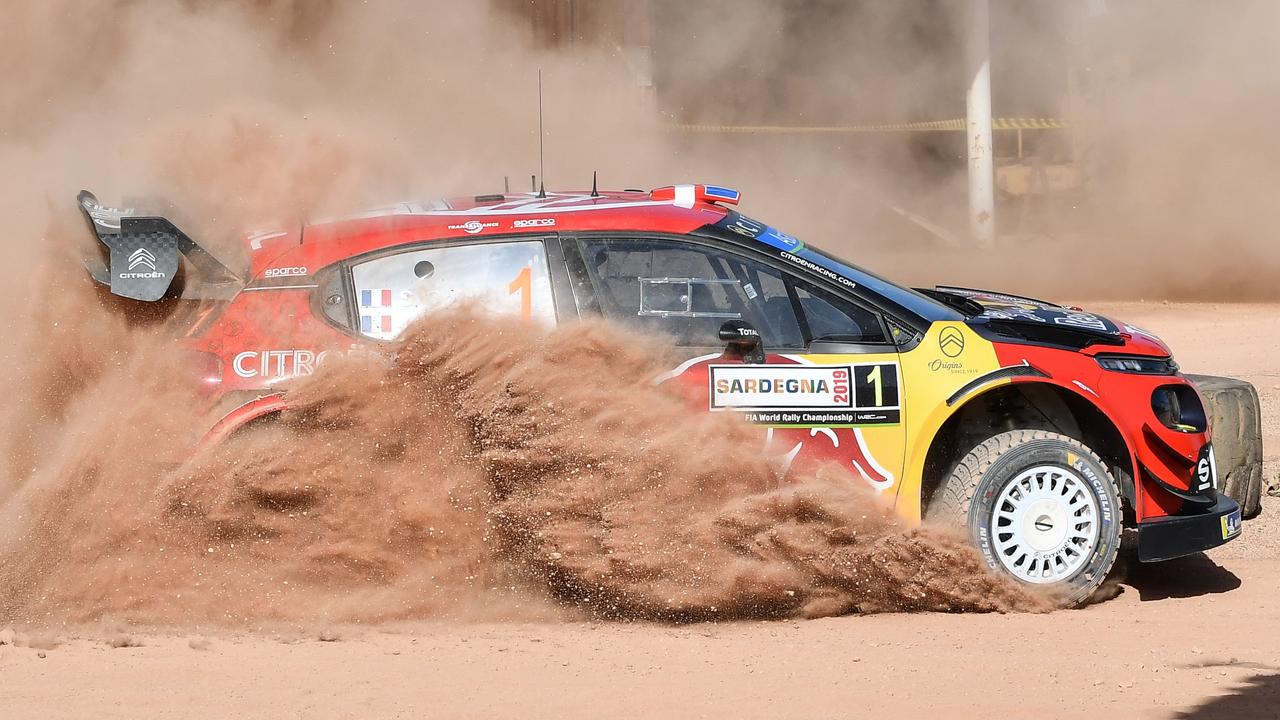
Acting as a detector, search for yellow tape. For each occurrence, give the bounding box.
[993,118,1066,130]
[672,118,1066,134]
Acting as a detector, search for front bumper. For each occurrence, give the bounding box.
[1137,492,1242,562]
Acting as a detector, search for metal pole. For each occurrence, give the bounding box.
[966,0,995,247]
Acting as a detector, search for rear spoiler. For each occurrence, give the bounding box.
[77,190,242,301]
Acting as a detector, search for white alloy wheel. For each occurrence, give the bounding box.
[990,464,1100,584]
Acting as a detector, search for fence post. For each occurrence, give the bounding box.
[966,0,995,247]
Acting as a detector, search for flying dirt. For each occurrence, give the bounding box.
[0,0,1057,633]
[3,2,1280,719]
[0,303,1044,628]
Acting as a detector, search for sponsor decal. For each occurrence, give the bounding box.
[928,358,964,372]
[982,307,1047,323]
[264,266,308,278]
[712,213,863,288]
[767,425,896,490]
[939,326,965,357]
[128,247,156,271]
[1221,508,1242,539]
[512,218,555,228]
[233,349,323,379]
[713,368,845,407]
[710,362,900,425]
[659,356,901,490]
[118,246,167,279]
[231,347,385,380]
[1053,312,1109,332]
[977,525,998,570]
[756,227,804,253]
[780,252,857,290]
[725,215,765,238]
[1196,445,1218,492]
[448,220,499,234]
[1068,452,1112,523]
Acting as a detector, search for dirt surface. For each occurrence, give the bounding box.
[2,302,1278,719]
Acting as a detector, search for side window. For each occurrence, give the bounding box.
[574,236,888,349]
[792,281,889,344]
[350,240,554,339]
[577,237,802,348]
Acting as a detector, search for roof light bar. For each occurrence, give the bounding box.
[649,184,742,207]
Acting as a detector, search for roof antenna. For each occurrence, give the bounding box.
[590,170,600,198]
[536,69,547,199]
[504,176,510,194]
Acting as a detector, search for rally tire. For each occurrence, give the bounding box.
[928,430,1123,607]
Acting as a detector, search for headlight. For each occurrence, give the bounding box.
[1096,355,1178,375]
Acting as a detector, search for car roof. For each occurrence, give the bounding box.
[243,183,960,330]
[288,188,735,268]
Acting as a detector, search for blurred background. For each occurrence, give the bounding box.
[3,0,1278,299]
[492,0,1280,299]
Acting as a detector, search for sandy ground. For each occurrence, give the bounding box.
[2,302,1278,720]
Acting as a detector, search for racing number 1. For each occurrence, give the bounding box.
[853,363,899,410]
[507,265,533,322]
[866,365,883,407]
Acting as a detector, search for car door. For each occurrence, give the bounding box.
[561,233,906,495]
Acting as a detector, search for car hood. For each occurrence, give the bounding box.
[924,286,1171,355]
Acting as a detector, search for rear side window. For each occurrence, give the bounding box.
[350,240,555,339]
[573,237,887,349]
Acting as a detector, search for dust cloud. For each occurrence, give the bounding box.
[642,1,1280,301]
[5,2,1278,286]
[0,308,1044,627]
[0,0,1256,629]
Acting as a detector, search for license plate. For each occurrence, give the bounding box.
[1221,508,1243,539]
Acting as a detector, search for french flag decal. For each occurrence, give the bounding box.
[360,288,393,308]
[361,314,393,334]
[360,288,395,336]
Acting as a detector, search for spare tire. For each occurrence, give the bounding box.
[1186,374,1263,518]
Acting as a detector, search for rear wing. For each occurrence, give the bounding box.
[77,190,242,301]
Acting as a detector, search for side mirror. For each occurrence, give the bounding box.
[719,320,765,364]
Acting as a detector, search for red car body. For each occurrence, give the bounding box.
[79,184,1241,575]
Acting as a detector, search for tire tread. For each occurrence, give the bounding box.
[927,430,1123,605]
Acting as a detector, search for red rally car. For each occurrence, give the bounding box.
[78,183,1243,605]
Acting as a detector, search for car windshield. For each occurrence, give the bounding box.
[706,212,960,323]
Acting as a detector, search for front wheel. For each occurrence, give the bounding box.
[927,430,1123,606]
